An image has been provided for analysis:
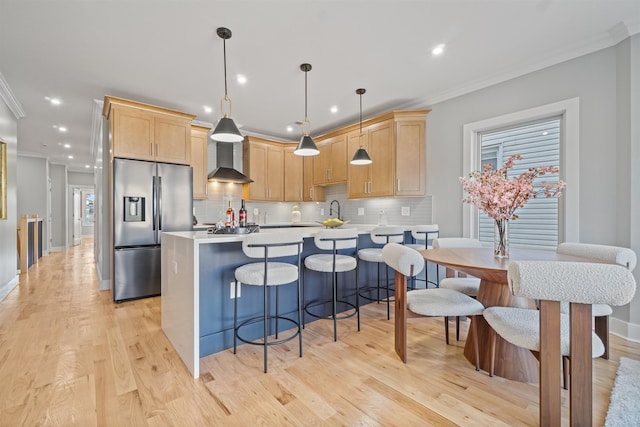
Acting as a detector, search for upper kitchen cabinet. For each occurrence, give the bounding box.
[103,96,195,165]
[242,136,285,202]
[303,156,325,202]
[313,134,347,185]
[284,146,303,202]
[191,125,209,200]
[345,110,429,199]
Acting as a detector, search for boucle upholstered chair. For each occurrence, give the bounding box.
[484,261,636,425]
[303,228,359,341]
[358,226,406,320]
[404,224,439,289]
[234,232,304,373]
[432,238,483,296]
[382,243,485,366]
[556,242,637,360]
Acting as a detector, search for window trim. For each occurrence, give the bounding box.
[462,98,580,244]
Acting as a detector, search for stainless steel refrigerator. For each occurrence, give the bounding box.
[112,158,193,302]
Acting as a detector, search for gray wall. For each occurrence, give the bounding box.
[49,164,67,250]
[0,94,18,299]
[16,155,48,253]
[426,37,639,327]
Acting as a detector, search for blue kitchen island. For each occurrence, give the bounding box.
[161,225,408,378]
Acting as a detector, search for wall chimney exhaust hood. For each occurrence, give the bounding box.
[207,141,253,183]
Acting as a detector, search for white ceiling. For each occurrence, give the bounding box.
[1,0,638,172]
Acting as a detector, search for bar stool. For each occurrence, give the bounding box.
[303,228,359,341]
[404,224,439,289]
[233,232,304,373]
[358,226,405,320]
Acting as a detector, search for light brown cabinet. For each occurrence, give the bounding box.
[345,110,428,199]
[242,137,285,201]
[103,96,195,165]
[191,125,209,200]
[284,146,303,202]
[303,156,325,201]
[313,134,347,185]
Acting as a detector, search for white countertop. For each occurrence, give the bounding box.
[165,223,392,244]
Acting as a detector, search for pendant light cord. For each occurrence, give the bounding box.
[304,69,308,120]
[359,93,363,135]
[223,38,228,98]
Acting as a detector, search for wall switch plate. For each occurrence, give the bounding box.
[401,206,410,216]
[320,208,325,216]
[358,207,365,216]
[230,282,241,298]
[253,208,259,216]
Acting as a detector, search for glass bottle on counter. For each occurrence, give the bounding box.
[225,200,235,228]
[239,199,247,227]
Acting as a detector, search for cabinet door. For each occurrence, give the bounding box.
[303,156,325,201]
[244,143,268,201]
[284,147,303,202]
[112,106,154,161]
[327,134,347,183]
[191,127,208,199]
[313,140,330,185]
[347,130,370,198]
[266,145,284,201]
[368,120,394,197]
[395,120,425,196]
[154,115,191,165]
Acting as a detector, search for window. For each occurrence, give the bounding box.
[462,98,580,246]
[478,118,562,250]
[82,191,94,225]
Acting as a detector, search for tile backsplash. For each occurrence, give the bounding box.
[194,182,433,226]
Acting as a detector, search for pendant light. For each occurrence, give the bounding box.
[211,27,243,143]
[294,63,320,156]
[350,88,372,165]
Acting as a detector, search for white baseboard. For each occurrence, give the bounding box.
[50,246,66,252]
[610,317,640,343]
[0,275,20,301]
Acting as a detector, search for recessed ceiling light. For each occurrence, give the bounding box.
[58,126,67,132]
[68,155,74,159]
[286,126,293,132]
[203,105,213,113]
[44,96,61,105]
[85,165,90,168]
[63,143,71,148]
[432,44,446,56]
[330,106,338,114]
[237,74,247,84]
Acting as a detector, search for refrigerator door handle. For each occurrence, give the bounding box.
[157,176,163,231]
[152,176,157,231]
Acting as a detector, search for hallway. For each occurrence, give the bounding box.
[0,239,637,425]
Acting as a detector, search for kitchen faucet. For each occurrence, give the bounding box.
[329,200,341,220]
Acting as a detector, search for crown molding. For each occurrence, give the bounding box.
[0,72,26,119]
[17,151,48,160]
[90,99,103,160]
[192,120,213,129]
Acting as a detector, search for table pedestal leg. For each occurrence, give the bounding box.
[463,279,539,383]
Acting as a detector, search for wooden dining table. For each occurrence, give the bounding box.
[404,247,603,383]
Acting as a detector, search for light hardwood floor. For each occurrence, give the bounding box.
[0,238,638,426]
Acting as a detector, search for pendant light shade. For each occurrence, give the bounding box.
[294,63,319,156]
[350,88,372,165]
[211,27,243,143]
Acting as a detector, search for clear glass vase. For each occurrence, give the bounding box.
[494,219,509,258]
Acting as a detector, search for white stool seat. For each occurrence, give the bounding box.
[440,277,481,296]
[358,248,383,263]
[407,288,484,317]
[235,262,299,286]
[483,306,605,358]
[305,254,357,273]
[592,303,613,317]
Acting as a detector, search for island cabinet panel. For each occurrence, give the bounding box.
[395,118,426,196]
[313,134,347,185]
[303,156,325,201]
[242,137,285,201]
[191,125,209,200]
[103,96,196,165]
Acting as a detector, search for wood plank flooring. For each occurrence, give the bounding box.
[0,238,638,426]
